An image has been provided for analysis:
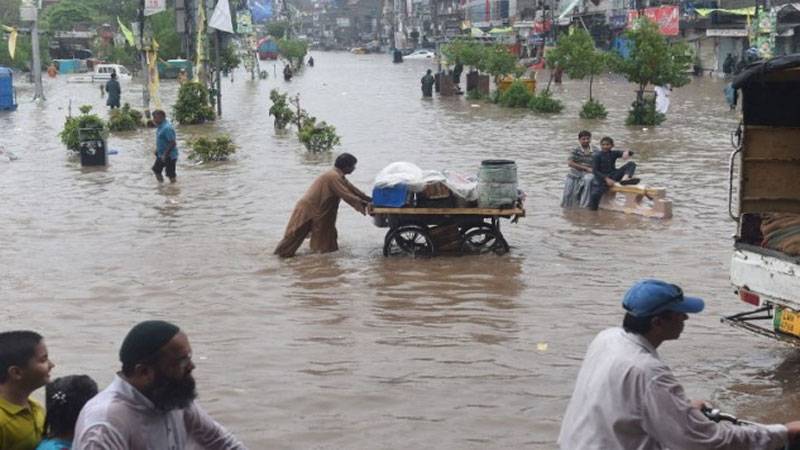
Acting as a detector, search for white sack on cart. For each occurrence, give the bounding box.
[374,162,429,191]
[442,170,479,201]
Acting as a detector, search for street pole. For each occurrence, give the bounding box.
[139,0,151,117]
[31,11,44,100]
[215,30,222,116]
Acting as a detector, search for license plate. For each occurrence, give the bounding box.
[777,307,800,337]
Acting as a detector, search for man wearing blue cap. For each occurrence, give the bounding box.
[558,279,800,449]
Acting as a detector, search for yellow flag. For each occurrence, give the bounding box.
[2,25,17,59]
[147,48,161,108]
[8,29,17,59]
[117,17,135,46]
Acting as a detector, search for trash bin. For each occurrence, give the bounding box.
[78,128,107,166]
[393,49,403,63]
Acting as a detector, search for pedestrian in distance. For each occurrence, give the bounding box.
[274,153,372,258]
[588,136,638,211]
[151,109,178,183]
[558,279,800,449]
[73,320,247,449]
[421,69,435,97]
[36,375,98,450]
[0,330,55,450]
[307,55,314,67]
[723,53,736,76]
[105,72,121,109]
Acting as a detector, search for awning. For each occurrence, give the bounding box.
[694,7,756,17]
[470,27,488,37]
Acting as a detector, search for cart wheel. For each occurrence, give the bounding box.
[384,225,435,257]
[461,226,509,255]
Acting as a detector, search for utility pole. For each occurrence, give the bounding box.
[283,0,292,39]
[21,0,44,100]
[215,30,222,115]
[139,0,151,116]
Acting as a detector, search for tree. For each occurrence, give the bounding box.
[278,38,307,69]
[1,0,22,26]
[549,27,608,118]
[150,8,182,60]
[441,39,485,71]
[483,44,521,82]
[609,18,692,125]
[553,28,606,102]
[40,0,95,31]
[266,21,290,39]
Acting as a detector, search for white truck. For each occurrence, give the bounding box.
[722,54,800,345]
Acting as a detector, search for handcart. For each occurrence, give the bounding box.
[369,206,525,257]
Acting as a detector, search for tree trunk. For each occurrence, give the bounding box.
[545,72,553,94]
[589,73,594,102]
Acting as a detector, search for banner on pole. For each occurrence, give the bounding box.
[147,41,162,108]
[209,0,234,33]
[627,5,679,36]
[117,17,135,46]
[144,0,167,16]
[2,25,17,59]
[248,0,273,23]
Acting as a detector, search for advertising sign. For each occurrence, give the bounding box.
[627,5,679,36]
[144,0,166,16]
[248,0,273,23]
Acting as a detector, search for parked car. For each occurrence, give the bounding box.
[66,63,131,83]
[404,49,435,60]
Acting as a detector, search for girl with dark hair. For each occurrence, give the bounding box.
[36,375,98,450]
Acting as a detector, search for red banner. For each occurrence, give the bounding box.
[627,5,679,36]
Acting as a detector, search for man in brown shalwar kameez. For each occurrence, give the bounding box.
[275,153,372,258]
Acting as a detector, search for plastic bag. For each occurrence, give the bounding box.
[442,169,478,201]
[374,162,428,191]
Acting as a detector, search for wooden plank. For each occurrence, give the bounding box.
[370,207,525,217]
[608,185,666,198]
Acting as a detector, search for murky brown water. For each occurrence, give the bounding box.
[2,52,799,449]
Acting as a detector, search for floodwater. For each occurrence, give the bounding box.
[2,52,798,449]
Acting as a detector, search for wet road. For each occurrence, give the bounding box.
[2,52,798,448]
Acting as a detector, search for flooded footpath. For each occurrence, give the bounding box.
[2,52,798,449]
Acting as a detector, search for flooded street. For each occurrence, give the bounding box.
[2,52,798,448]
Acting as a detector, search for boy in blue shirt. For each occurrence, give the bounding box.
[151,109,178,183]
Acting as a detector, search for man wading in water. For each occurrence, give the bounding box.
[274,153,372,258]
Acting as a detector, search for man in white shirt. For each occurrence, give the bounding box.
[558,279,800,450]
[74,320,247,449]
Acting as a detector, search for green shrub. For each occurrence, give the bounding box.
[498,80,533,108]
[188,135,236,162]
[625,96,664,126]
[269,89,295,129]
[579,99,608,119]
[278,38,308,69]
[59,105,108,152]
[108,104,144,131]
[466,89,486,101]
[490,89,501,104]
[297,116,340,152]
[529,91,564,113]
[173,82,216,125]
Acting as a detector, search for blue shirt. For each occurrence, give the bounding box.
[35,438,71,450]
[156,120,178,160]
